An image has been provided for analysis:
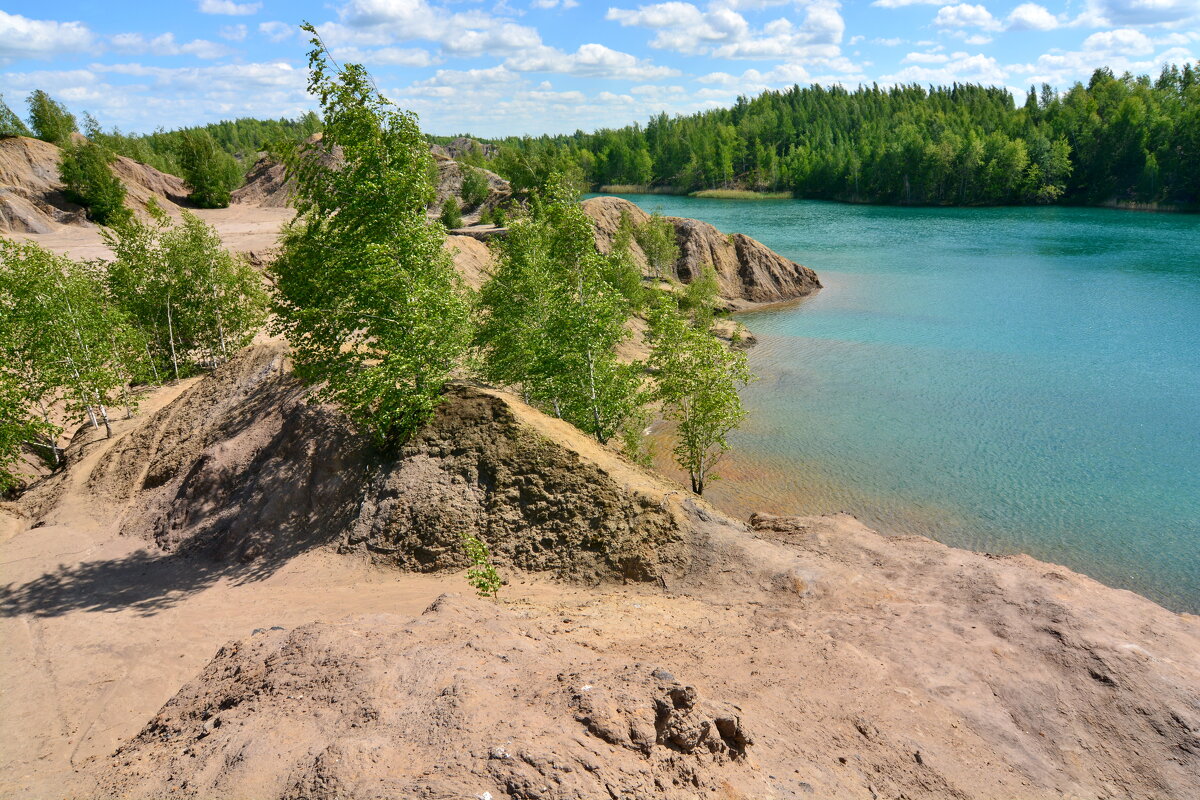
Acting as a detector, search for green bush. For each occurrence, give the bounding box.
[440,196,463,229]
[0,94,31,138]
[26,90,76,143]
[59,140,131,227]
[460,165,490,208]
[176,130,241,208]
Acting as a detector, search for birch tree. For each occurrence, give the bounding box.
[477,175,641,444]
[647,297,752,495]
[270,24,472,446]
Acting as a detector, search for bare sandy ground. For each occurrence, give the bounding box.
[5,206,294,261]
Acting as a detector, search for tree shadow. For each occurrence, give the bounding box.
[0,548,232,617]
[2,369,375,619]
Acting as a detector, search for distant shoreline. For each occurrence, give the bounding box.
[595,186,1200,213]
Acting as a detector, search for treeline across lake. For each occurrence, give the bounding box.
[490,63,1200,208]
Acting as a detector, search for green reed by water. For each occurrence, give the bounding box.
[598,195,1200,612]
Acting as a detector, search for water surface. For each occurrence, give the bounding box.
[600,194,1200,612]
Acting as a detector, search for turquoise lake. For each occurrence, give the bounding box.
[599,194,1200,612]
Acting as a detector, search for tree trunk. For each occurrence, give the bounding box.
[166,298,180,381]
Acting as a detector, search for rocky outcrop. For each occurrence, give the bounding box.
[583,195,821,308]
[431,156,511,224]
[231,134,512,224]
[0,135,187,233]
[430,135,497,161]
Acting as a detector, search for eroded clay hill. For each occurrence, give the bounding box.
[0,135,189,233]
[583,196,821,308]
[232,133,512,225]
[6,341,1196,799]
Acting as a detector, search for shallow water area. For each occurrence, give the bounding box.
[599,194,1200,612]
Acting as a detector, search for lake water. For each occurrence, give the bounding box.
[598,194,1200,612]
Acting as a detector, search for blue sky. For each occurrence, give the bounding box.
[1,0,1197,137]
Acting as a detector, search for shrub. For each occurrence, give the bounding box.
[679,263,720,330]
[460,165,490,208]
[0,94,31,138]
[462,534,502,598]
[176,130,241,208]
[440,196,463,229]
[26,90,76,143]
[59,140,131,227]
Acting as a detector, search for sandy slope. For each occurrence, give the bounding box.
[5,205,295,261]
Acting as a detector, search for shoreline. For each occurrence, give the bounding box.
[594,188,1200,214]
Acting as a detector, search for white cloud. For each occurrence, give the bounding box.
[2,61,311,131]
[870,0,943,6]
[934,4,1003,31]
[331,46,439,66]
[110,33,230,59]
[531,0,580,7]
[259,21,294,42]
[873,36,905,45]
[219,24,248,41]
[605,0,846,59]
[1083,27,1156,53]
[1075,0,1200,28]
[506,42,680,79]
[0,11,94,63]
[1006,3,1061,30]
[1011,42,1196,85]
[198,0,262,15]
[902,50,951,63]
[881,51,1006,84]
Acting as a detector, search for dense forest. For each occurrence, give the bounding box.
[489,63,1200,208]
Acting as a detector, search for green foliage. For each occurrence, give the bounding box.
[486,62,1200,207]
[0,94,31,138]
[176,130,242,208]
[0,369,47,493]
[25,90,76,143]
[602,221,647,310]
[440,196,463,229]
[619,407,655,469]
[103,211,267,379]
[0,238,150,444]
[270,25,473,447]
[647,297,752,495]
[632,212,679,278]
[477,175,641,444]
[461,534,502,598]
[679,264,720,331]
[59,140,131,227]
[460,165,490,208]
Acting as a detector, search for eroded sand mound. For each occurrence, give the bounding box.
[0,135,187,233]
[76,341,685,583]
[94,594,758,800]
[583,196,820,308]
